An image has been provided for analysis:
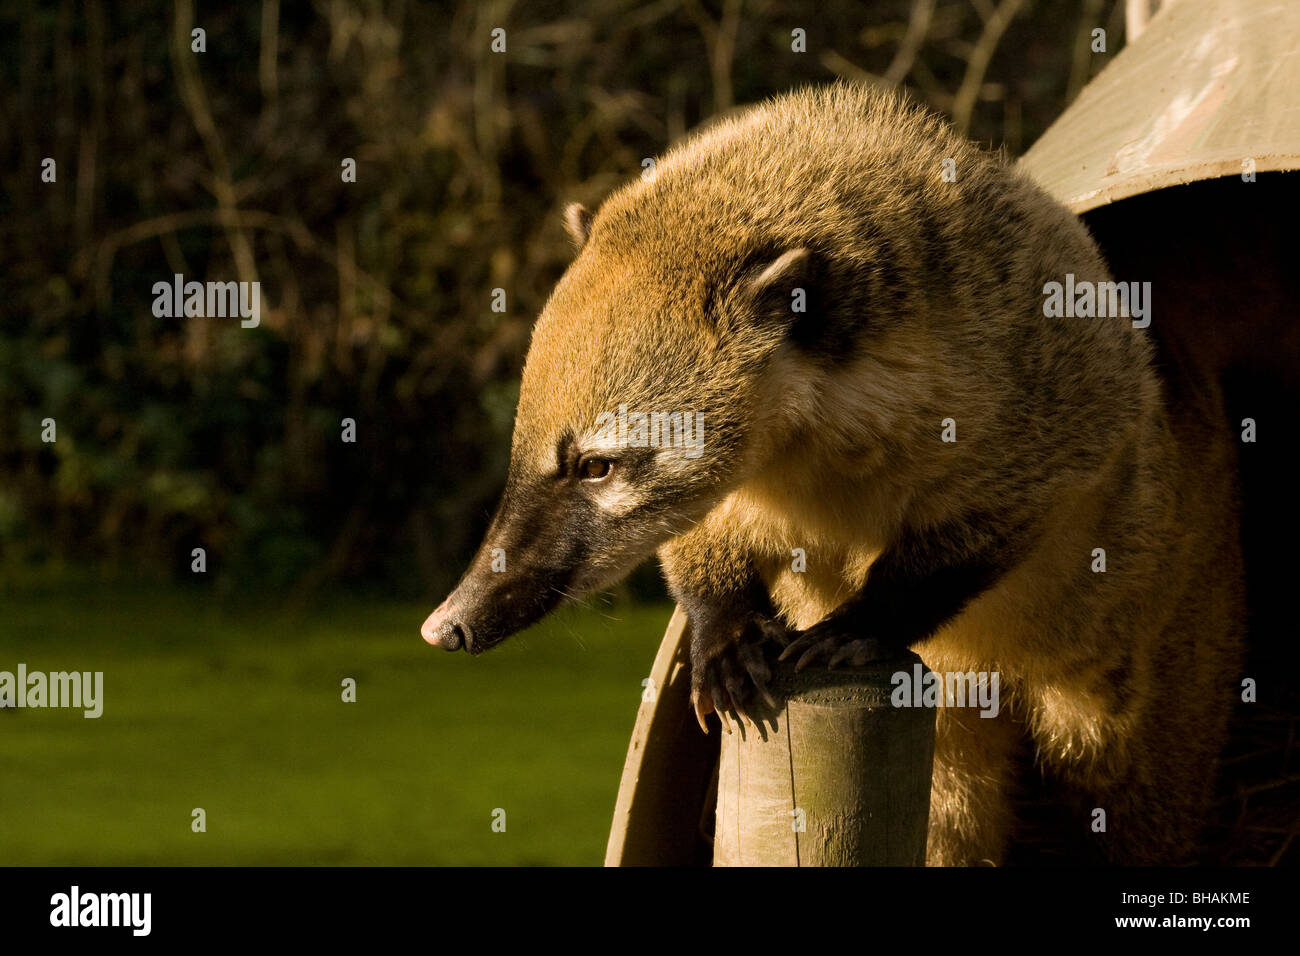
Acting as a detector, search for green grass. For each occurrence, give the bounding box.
[0,589,671,865]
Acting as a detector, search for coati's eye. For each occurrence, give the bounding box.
[579,457,612,481]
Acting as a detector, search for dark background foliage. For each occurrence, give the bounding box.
[1,0,1119,596]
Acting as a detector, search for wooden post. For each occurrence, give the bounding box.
[712,650,935,866]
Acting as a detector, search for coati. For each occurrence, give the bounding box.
[421,83,1245,866]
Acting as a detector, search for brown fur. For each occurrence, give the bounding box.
[432,83,1245,864]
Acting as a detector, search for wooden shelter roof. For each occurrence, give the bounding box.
[1021,0,1300,213]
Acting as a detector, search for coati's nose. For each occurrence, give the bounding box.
[421,602,473,652]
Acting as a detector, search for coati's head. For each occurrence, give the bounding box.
[422,196,816,654]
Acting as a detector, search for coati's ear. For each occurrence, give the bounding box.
[740,247,814,334]
[564,203,593,252]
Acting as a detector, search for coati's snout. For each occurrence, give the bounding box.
[421,398,732,654]
[421,427,726,655]
[421,474,591,654]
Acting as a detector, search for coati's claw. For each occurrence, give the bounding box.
[711,684,733,733]
[828,640,885,669]
[722,655,755,721]
[794,642,832,672]
[778,629,825,670]
[738,642,778,708]
[689,613,788,732]
[693,691,712,734]
[780,630,886,671]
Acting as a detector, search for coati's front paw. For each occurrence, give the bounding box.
[777,624,887,672]
[690,615,788,734]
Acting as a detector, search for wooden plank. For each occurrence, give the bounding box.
[604,606,719,866]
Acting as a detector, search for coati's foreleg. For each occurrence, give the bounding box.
[660,535,788,732]
[683,587,788,733]
[926,704,1023,866]
[779,511,1026,670]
